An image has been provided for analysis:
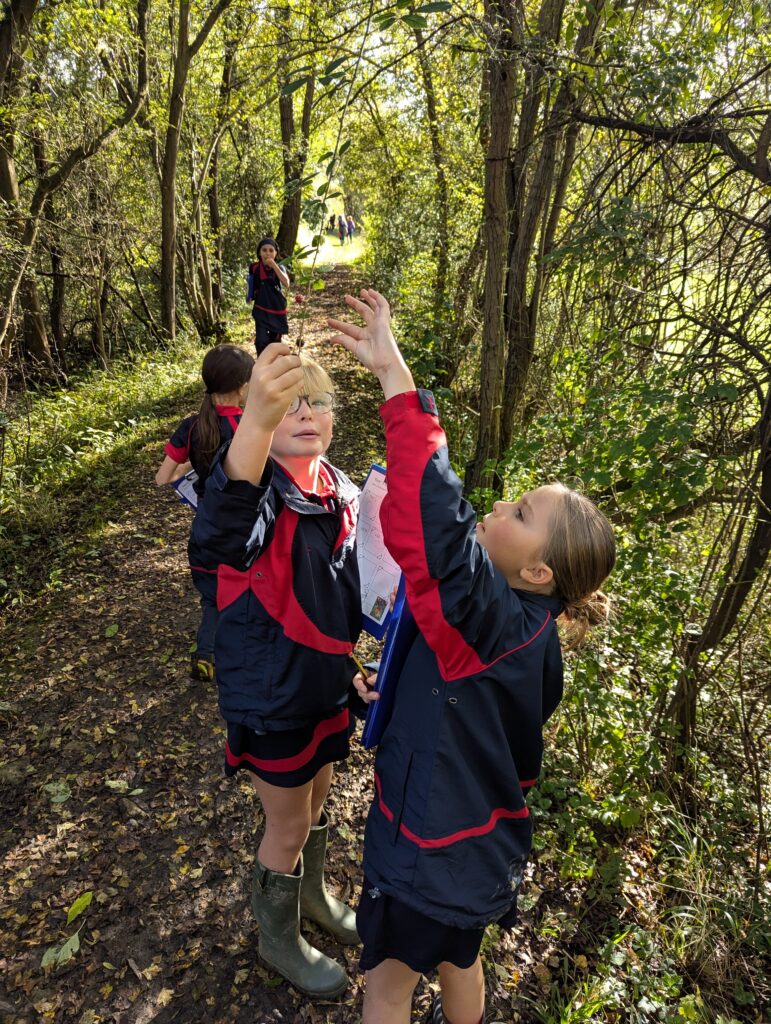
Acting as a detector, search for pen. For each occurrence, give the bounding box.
[350,652,368,678]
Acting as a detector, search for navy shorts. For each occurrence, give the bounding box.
[356,876,486,973]
[224,708,354,788]
[253,316,287,355]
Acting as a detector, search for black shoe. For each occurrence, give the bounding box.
[190,654,215,682]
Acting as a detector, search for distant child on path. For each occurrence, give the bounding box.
[249,237,290,354]
[337,214,347,245]
[155,344,254,681]
[329,290,616,1024]
[189,346,363,999]
[346,214,356,241]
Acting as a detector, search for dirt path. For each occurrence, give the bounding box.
[0,269,532,1023]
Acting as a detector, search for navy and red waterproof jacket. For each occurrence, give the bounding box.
[165,405,242,498]
[250,261,288,334]
[189,446,362,732]
[362,390,564,929]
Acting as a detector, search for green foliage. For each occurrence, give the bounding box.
[0,335,202,611]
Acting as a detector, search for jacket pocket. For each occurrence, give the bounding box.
[375,744,414,847]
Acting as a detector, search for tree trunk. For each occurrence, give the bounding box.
[0,0,149,359]
[464,0,520,495]
[275,74,315,258]
[160,3,190,342]
[499,0,606,456]
[0,4,54,371]
[208,21,239,306]
[159,0,233,341]
[668,381,771,772]
[413,25,450,332]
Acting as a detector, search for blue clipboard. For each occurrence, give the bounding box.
[360,577,418,749]
[172,469,199,509]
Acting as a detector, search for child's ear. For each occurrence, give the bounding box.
[520,562,554,588]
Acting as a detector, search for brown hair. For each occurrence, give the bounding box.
[542,485,616,649]
[196,345,254,475]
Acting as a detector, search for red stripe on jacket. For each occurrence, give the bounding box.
[379,392,552,681]
[216,506,354,655]
[226,709,349,772]
[164,441,189,463]
[374,772,528,849]
[378,392,491,680]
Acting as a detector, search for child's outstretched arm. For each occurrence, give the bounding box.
[223,342,303,484]
[327,289,414,401]
[154,455,191,486]
[331,290,527,679]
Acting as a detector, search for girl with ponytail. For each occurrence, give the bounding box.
[155,344,254,681]
[330,289,615,1024]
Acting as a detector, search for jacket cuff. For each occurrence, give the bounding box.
[379,389,439,426]
[208,442,274,500]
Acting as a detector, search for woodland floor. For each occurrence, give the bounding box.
[0,268,599,1024]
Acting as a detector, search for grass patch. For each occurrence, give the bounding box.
[296,223,367,273]
[0,333,205,615]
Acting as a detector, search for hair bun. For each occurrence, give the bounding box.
[559,591,612,647]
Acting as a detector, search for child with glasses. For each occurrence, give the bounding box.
[189,345,362,998]
[329,290,616,1024]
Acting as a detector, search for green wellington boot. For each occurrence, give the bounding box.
[251,857,348,998]
[300,812,360,945]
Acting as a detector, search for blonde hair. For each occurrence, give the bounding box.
[299,354,334,398]
[542,485,616,649]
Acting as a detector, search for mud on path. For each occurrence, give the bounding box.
[0,268,535,1023]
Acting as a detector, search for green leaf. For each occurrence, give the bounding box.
[316,182,330,196]
[105,779,129,792]
[416,1,452,11]
[402,13,429,27]
[57,930,80,964]
[619,807,641,828]
[43,781,72,804]
[312,280,326,291]
[324,56,348,75]
[66,891,93,925]
[338,139,351,155]
[41,944,61,969]
[375,14,398,29]
[104,623,118,637]
[281,76,310,97]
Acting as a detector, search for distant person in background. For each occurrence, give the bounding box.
[248,237,290,355]
[329,213,336,232]
[338,214,347,246]
[347,214,356,241]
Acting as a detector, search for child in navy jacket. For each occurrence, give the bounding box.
[189,344,362,999]
[249,236,290,354]
[155,344,253,681]
[329,290,616,1024]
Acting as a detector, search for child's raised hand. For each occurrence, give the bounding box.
[328,289,414,399]
[245,342,303,431]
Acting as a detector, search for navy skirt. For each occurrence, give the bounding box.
[356,875,486,973]
[224,708,353,787]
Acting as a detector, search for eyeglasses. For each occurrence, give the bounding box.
[286,392,335,416]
